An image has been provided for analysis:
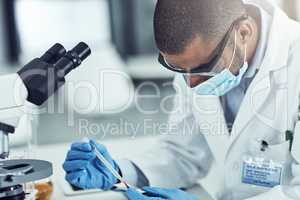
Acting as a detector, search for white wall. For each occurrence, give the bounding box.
[15,0,111,58]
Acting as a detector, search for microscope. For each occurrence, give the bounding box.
[0,42,91,199]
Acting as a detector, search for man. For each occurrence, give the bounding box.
[63,0,300,199]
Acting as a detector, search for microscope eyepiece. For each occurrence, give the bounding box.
[55,42,91,76]
[18,42,91,106]
[40,43,66,64]
[71,42,91,62]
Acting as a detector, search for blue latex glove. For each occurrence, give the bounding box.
[125,187,198,200]
[63,139,120,190]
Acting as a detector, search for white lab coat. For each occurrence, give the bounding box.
[130,0,300,199]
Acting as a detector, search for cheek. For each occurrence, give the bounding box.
[214,58,226,72]
[223,47,235,66]
[214,47,234,72]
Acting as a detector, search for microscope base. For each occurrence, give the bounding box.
[0,159,52,199]
[0,185,25,200]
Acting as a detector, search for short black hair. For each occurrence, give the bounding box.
[154,0,246,54]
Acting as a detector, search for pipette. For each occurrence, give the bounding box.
[83,138,143,193]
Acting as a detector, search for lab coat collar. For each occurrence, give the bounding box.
[225,0,293,160]
[245,0,290,73]
[244,2,271,78]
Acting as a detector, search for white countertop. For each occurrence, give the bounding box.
[14,136,214,200]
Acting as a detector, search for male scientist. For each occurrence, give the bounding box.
[63,0,300,199]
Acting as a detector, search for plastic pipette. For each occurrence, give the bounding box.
[83,138,143,193]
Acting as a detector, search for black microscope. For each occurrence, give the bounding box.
[0,42,91,199]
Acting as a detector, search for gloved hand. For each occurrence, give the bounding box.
[125,187,198,200]
[63,139,120,190]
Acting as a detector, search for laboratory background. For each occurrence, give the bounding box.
[0,0,298,144]
[0,0,298,199]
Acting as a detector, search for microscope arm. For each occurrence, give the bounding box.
[0,73,28,130]
[0,73,28,158]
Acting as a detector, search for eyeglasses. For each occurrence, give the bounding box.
[158,15,248,76]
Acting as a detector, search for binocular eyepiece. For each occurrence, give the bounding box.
[40,42,91,76]
[18,42,91,106]
[40,43,66,64]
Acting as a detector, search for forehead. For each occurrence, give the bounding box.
[162,36,219,70]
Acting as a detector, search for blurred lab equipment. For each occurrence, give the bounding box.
[34,181,53,200]
[109,0,173,79]
[0,0,20,65]
[109,0,157,59]
[0,42,91,199]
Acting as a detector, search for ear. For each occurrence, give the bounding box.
[237,19,254,44]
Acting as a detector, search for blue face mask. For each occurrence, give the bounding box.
[191,62,248,96]
[190,31,248,96]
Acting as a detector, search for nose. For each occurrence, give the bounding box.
[184,75,210,88]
